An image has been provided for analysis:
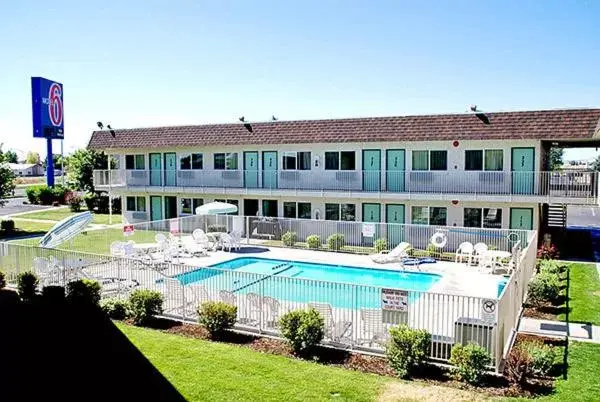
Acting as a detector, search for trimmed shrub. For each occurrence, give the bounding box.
[538,259,566,276]
[386,325,431,378]
[1,219,15,233]
[278,308,325,354]
[426,243,439,258]
[528,272,561,306]
[100,298,131,320]
[197,301,237,338]
[42,286,65,304]
[51,184,69,204]
[0,270,6,289]
[526,340,557,376]
[374,238,388,253]
[84,192,96,212]
[449,343,491,385]
[38,186,55,205]
[327,233,345,251]
[537,243,559,260]
[66,279,102,306]
[282,231,297,247]
[68,195,83,212]
[129,289,163,325]
[17,271,39,302]
[207,224,227,233]
[306,235,321,249]
[26,185,40,204]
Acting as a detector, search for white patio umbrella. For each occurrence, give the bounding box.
[195,201,238,215]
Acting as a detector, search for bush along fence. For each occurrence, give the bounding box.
[0,235,537,372]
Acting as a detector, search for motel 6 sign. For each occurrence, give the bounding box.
[31,77,64,139]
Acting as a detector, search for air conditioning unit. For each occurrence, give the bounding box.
[454,317,495,356]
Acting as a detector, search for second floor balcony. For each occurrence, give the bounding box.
[93,169,599,204]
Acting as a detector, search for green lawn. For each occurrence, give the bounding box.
[13,208,122,225]
[0,219,55,240]
[534,342,600,401]
[558,263,600,326]
[118,323,387,402]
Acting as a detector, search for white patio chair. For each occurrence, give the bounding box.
[230,230,243,250]
[370,242,411,264]
[220,233,236,252]
[472,242,489,264]
[122,241,137,258]
[262,296,280,330]
[33,257,56,286]
[163,277,198,317]
[245,292,262,326]
[455,242,474,265]
[110,241,125,257]
[219,290,237,306]
[192,229,213,250]
[308,302,352,343]
[360,308,388,347]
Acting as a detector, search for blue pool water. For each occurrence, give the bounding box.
[174,257,442,309]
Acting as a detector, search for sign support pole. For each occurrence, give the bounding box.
[108,153,112,225]
[46,138,54,187]
[61,140,65,186]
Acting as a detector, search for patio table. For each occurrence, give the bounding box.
[206,232,224,251]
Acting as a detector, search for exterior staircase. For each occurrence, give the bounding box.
[546,204,567,228]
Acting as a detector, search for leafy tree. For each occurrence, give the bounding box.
[547,148,563,171]
[43,154,67,169]
[592,155,600,172]
[4,150,18,163]
[66,149,110,192]
[25,151,41,165]
[0,145,16,206]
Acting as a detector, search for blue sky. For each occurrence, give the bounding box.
[1,0,598,160]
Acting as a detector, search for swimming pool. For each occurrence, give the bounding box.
[174,257,442,309]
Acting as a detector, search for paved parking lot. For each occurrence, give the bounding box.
[568,206,600,228]
[0,197,52,218]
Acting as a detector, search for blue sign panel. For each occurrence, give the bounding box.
[31,77,64,139]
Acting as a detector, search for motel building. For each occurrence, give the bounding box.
[89,108,600,238]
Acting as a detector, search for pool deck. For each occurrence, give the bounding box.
[162,245,506,300]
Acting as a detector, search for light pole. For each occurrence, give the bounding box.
[96,122,116,225]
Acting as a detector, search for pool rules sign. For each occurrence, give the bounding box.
[381,288,408,312]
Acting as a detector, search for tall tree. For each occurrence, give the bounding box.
[547,148,564,171]
[0,145,16,205]
[25,151,41,164]
[66,149,110,192]
[4,150,18,163]
[591,155,600,172]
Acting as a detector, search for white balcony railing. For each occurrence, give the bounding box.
[93,169,599,202]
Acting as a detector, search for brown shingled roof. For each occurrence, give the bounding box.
[87,108,600,150]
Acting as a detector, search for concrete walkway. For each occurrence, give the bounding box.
[519,317,600,343]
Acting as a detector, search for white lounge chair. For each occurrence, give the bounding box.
[33,257,56,286]
[455,242,474,265]
[182,236,208,256]
[245,292,262,326]
[370,242,411,264]
[360,308,388,347]
[219,290,237,306]
[110,241,125,257]
[308,302,352,343]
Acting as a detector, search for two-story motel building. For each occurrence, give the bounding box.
[89,108,600,234]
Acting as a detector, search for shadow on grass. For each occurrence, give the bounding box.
[0,289,186,402]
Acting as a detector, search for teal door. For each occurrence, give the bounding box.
[150,196,163,221]
[386,149,405,192]
[510,208,533,230]
[510,208,533,247]
[386,204,405,247]
[164,153,177,186]
[262,151,277,189]
[512,148,535,194]
[362,203,381,246]
[363,150,381,191]
[149,153,162,186]
[244,151,259,188]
